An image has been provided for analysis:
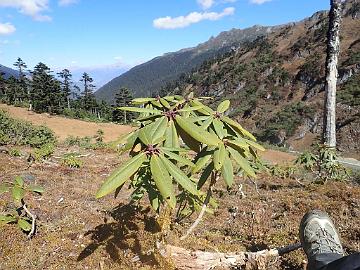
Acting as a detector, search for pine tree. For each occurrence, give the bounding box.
[57,69,73,109]
[0,72,7,102]
[13,57,29,107]
[31,62,61,113]
[113,87,133,123]
[80,72,97,112]
[6,76,19,104]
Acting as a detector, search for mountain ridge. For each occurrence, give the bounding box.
[158,0,360,156]
[95,25,281,102]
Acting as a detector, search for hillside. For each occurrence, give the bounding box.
[159,0,360,157]
[95,25,279,102]
[0,64,19,79]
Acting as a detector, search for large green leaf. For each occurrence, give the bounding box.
[162,149,194,167]
[0,215,17,224]
[217,100,230,113]
[149,116,168,144]
[228,139,249,150]
[12,186,25,202]
[137,114,162,123]
[222,155,234,187]
[96,153,147,198]
[190,100,213,115]
[178,105,205,113]
[165,120,180,149]
[131,98,156,105]
[148,186,160,211]
[28,185,44,194]
[244,139,265,151]
[200,116,213,130]
[17,218,32,232]
[175,115,221,146]
[212,118,227,139]
[177,124,201,152]
[198,162,214,189]
[228,147,256,178]
[160,98,170,108]
[214,143,226,171]
[139,128,152,145]
[151,100,162,108]
[221,116,256,141]
[14,176,24,187]
[192,154,212,174]
[160,155,199,196]
[122,131,139,152]
[150,155,176,208]
[119,107,161,114]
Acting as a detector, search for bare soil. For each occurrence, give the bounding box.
[0,104,133,142]
[0,106,359,269]
[0,145,359,270]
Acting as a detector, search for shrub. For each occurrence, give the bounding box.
[0,176,44,237]
[0,110,56,147]
[95,129,104,143]
[295,145,350,183]
[61,153,83,168]
[34,143,55,161]
[9,148,21,157]
[96,94,264,222]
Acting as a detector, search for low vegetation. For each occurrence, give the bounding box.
[0,176,44,238]
[0,110,55,148]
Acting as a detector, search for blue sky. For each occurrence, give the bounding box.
[0,0,330,72]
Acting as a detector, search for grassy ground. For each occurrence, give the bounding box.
[0,104,133,142]
[0,144,359,270]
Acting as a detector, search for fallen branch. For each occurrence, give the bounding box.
[23,203,36,239]
[158,243,278,270]
[158,242,301,270]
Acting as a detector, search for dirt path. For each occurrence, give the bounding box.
[0,104,133,142]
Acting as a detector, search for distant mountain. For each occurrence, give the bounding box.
[70,65,129,90]
[95,25,280,102]
[0,64,19,79]
[158,0,360,156]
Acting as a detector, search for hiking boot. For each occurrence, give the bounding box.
[299,210,344,261]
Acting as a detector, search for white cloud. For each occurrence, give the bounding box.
[0,0,51,21]
[249,0,272,4]
[153,7,235,29]
[0,23,16,35]
[58,0,79,7]
[197,0,214,9]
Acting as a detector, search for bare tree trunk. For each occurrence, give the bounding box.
[323,0,342,148]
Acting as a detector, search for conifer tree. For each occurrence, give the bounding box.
[0,72,7,102]
[13,57,29,107]
[80,72,97,112]
[57,69,73,109]
[31,62,60,113]
[113,87,133,123]
[6,77,19,105]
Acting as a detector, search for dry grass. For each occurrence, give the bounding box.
[1,144,359,270]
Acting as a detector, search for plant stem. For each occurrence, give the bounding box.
[23,203,36,239]
[180,172,218,240]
